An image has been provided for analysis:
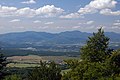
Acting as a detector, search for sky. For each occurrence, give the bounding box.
[0,0,120,34]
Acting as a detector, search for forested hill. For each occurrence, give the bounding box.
[0,31,120,46]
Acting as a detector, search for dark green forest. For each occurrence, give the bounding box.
[0,28,120,80]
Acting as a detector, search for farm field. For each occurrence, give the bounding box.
[7,55,79,68]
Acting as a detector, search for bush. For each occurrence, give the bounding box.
[4,74,22,80]
[27,61,62,80]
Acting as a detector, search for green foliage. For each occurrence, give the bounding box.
[98,76,120,80]
[62,61,111,80]
[64,59,80,69]
[107,49,120,77]
[62,28,120,80]
[5,67,32,79]
[4,74,22,80]
[80,28,110,62]
[27,61,62,80]
[0,49,7,80]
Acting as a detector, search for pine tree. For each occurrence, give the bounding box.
[62,28,115,80]
[80,28,110,62]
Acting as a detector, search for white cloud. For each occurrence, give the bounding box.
[78,7,97,15]
[88,0,116,9]
[61,0,119,19]
[38,26,49,29]
[86,21,94,25]
[10,19,20,22]
[112,26,120,29]
[36,5,64,17]
[60,13,81,19]
[0,5,17,17]
[0,5,64,18]
[100,9,120,16]
[72,26,81,29]
[21,0,36,4]
[33,20,41,23]
[78,0,117,15]
[78,20,94,25]
[45,22,54,25]
[113,22,120,26]
[16,7,36,17]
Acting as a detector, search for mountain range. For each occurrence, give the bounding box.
[0,31,120,47]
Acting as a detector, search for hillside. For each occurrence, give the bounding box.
[0,31,120,47]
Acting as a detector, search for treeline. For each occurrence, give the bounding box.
[2,49,79,57]
[0,28,120,80]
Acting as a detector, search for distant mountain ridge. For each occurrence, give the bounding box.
[0,31,120,47]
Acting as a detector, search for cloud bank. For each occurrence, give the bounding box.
[0,5,64,18]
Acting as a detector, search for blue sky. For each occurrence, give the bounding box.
[0,0,120,34]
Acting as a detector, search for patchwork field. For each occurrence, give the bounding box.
[7,55,79,68]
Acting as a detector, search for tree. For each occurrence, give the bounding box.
[80,28,111,62]
[62,61,111,80]
[62,28,117,80]
[0,48,7,80]
[27,61,62,80]
[107,49,120,77]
